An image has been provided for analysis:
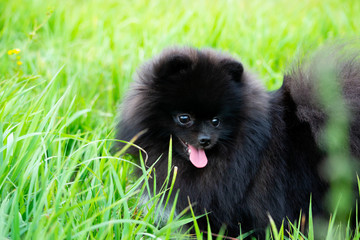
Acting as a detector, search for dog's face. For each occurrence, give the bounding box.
[145,49,245,168]
[171,112,222,168]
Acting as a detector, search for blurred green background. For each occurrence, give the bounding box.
[2,0,359,112]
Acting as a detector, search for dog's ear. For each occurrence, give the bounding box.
[221,59,244,82]
[156,54,193,78]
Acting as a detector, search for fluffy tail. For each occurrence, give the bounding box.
[283,41,360,158]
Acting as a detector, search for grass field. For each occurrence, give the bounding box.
[1,0,360,239]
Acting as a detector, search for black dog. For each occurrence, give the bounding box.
[115,45,360,237]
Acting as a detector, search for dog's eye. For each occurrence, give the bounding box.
[211,117,220,127]
[176,114,193,126]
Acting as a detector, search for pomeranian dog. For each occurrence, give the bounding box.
[114,45,360,237]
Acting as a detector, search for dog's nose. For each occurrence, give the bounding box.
[198,135,211,147]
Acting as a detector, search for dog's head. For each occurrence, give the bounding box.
[139,48,246,168]
[121,47,269,168]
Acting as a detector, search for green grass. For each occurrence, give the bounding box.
[1,0,360,239]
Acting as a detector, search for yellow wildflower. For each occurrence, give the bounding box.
[17,61,23,66]
[7,48,21,55]
[13,48,21,54]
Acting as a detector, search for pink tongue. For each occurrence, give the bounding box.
[188,145,208,168]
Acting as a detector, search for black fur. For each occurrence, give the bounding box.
[114,46,360,238]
